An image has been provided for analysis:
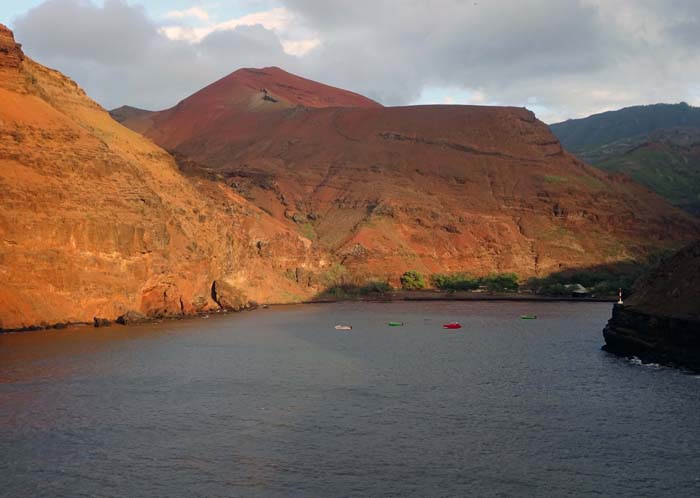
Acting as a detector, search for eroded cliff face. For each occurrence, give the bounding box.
[121,67,700,281]
[603,240,700,370]
[0,26,322,330]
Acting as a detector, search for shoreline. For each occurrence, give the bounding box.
[0,292,615,335]
[307,290,616,304]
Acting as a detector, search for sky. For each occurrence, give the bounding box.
[2,0,700,123]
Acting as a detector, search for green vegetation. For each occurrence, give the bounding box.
[430,272,480,291]
[361,281,393,293]
[400,270,426,290]
[430,272,519,292]
[550,103,700,213]
[323,281,393,299]
[576,174,608,192]
[525,269,643,297]
[596,145,700,211]
[320,262,349,287]
[481,273,519,292]
[297,221,316,241]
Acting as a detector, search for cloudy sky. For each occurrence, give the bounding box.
[2,0,699,123]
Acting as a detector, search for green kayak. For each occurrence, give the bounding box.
[520,315,538,320]
[388,321,404,327]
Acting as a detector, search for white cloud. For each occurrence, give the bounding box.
[213,7,291,33]
[280,37,319,56]
[160,6,318,56]
[164,6,210,22]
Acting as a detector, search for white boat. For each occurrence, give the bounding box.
[334,325,352,330]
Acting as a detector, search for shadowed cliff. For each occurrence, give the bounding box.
[603,240,700,370]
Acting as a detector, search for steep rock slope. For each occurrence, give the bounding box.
[550,103,700,214]
[119,69,700,281]
[0,26,320,330]
[603,240,700,370]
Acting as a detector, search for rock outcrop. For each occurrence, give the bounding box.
[603,240,700,370]
[0,26,322,331]
[0,24,24,68]
[120,67,700,281]
[0,24,25,92]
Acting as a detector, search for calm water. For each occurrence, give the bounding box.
[1,301,699,498]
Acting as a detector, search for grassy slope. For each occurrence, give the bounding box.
[550,105,700,214]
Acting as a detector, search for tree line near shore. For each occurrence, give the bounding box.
[321,265,654,299]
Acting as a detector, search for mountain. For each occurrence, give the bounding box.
[112,66,381,149]
[550,102,700,150]
[117,67,700,281]
[603,240,700,370]
[0,26,320,330]
[109,104,155,131]
[550,103,700,214]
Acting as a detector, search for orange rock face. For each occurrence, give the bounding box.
[122,67,700,282]
[0,27,322,330]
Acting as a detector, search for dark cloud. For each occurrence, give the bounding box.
[11,0,700,121]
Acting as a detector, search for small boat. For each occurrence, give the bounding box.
[388,321,404,327]
[520,315,538,320]
[334,325,352,330]
[442,322,462,329]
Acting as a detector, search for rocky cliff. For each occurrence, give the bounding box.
[0,26,322,330]
[603,240,700,370]
[120,67,700,281]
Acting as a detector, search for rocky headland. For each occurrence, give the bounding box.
[603,240,700,370]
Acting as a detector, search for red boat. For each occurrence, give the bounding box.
[442,322,462,329]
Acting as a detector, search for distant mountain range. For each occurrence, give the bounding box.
[551,103,700,215]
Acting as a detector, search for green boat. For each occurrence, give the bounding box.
[388,321,404,327]
[520,315,538,320]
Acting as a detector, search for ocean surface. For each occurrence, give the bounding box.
[1,301,699,498]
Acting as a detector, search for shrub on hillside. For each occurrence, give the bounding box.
[400,270,426,290]
[360,281,393,294]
